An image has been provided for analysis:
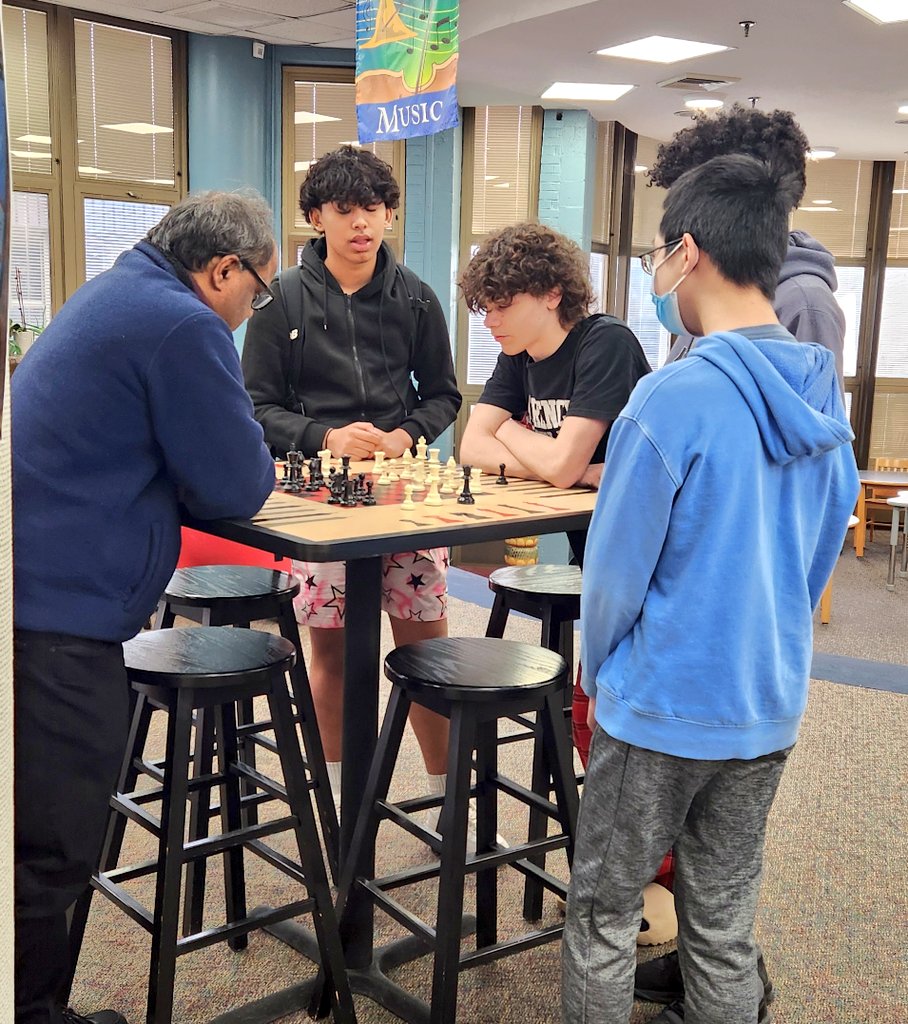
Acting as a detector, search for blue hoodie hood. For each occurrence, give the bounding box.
[693,331,853,464]
[580,328,860,761]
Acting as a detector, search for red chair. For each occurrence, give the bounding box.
[177,527,292,572]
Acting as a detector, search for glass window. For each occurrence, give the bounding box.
[833,266,864,379]
[876,266,908,378]
[74,21,175,185]
[10,192,51,329]
[471,105,536,235]
[889,160,908,259]
[589,251,606,313]
[591,121,613,248]
[626,260,665,370]
[83,198,169,281]
[791,158,873,261]
[632,136,667,252]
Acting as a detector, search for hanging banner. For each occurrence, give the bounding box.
[355,0,459,144]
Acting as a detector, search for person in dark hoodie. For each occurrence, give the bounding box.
[560,155,859,1024]
[646,105,846,384]
[12,191,279,1024]
[242,146,461,829]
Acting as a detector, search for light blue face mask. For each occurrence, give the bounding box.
[651,286,688,336]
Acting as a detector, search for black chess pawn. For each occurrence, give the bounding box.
[495,462,508,485]
[341,479,357,507]
[458,465,476,505]
[327,469,342,504]
[362,480,376,506]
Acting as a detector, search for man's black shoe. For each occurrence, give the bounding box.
[648,997,770,1024]
[62,1008,128,1024]
[634,949,774,1004]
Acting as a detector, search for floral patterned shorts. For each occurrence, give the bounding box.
[291,548,449,629]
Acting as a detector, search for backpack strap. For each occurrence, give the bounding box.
[395,263,428,369]
[279,265,305,413]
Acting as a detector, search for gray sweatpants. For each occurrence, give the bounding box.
[562,728,791,1024]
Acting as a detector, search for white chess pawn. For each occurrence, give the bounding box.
[387,458,399,481]
[401,484,416,510]
[446,455,457,472]
[373,451,386,475]
[424,476,442,506]
[401,449,414,480]
[416,435,428,462]
[473,468,484,493]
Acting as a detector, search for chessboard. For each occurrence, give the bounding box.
[248,451,599,555]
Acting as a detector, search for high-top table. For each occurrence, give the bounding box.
[854,469,908,557]
[185,464,597,1024]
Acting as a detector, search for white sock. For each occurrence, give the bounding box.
[425,772,446,797]
[326,761,343,808]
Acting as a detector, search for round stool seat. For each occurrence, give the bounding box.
[385,637,567,702]
[163,565,299,607]
[124,627,296,688]
[489,564,581,605]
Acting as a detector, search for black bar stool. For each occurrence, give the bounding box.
[154,565,338,914]
[485,563,582,920]
[71,627,355,1024]
[326,637,579,1024]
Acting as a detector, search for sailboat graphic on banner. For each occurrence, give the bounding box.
[360,0,416,48]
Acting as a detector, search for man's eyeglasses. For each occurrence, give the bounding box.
[639,239,683,276]
[239,259,274,310]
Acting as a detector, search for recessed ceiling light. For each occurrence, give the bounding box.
[899,104,908,115]
[812,199,833,204]
[17,134,51,144]
[596,35,731,63]
[842,1,908,24]
[800,206,842,212]
[807,147,838,160]
[684,93,725,111]
[100,122,173,135]
[294,111,342,125]
[541,82,634,101]
[634,164,648,173]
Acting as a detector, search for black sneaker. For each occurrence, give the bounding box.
[649,997,770,1024]
[62,1009,128,1024]
[634,949,774,1005]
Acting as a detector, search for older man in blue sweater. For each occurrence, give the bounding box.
[12,191,278,1024]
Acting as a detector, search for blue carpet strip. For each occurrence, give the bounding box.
[448,569,908,697]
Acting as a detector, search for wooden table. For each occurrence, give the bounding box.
[854,469,908,557]
[186,464,597,1024]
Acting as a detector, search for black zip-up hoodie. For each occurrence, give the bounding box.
[242,237,461,457]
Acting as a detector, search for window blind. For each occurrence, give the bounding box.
[4,7,51,178]
[471,106,535,235]
[888,160,908,259]
[868,391,908,460]
[83,198,169,281]
[591,120,613,247]
[291,81,396,232]
[791,158,872,260]
[10,192,51,329]
[626,259,666,369]
[74,20,175,185]
[631,136,667,252]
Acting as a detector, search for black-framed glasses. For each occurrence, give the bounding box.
[239,259,274,310]
[639,238,683,276]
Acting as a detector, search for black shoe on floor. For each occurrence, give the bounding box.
[634,949,774,1005]
[648,998,770,1024]
[62,1009,128,1024]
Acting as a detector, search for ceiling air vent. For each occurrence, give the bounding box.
[658,73,740,92]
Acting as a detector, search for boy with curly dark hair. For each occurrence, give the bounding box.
[647,105,846,383]
[242,145,462,833]
[459,222,650,505]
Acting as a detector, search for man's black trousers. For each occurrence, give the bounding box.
[14,629,130,1024]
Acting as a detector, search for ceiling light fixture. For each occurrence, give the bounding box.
[807,147,838,160]
[842,0,908,24]
[541,82,635,102]
[684,93,725,111]
[596,35,731,63]
[799,206,842,212]
[812,199,833,204]
[899,104,908,114]
[17,134,51,144]
[294,111,342,125]
[634,164,648,173]
[100,122,173,135]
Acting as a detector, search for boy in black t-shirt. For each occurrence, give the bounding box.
[459,222,650,495]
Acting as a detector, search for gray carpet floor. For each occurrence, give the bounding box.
[70,537,908,1023]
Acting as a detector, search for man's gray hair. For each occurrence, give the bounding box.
[145,190,275,270]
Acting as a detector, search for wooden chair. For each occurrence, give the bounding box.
[864,457,908,540]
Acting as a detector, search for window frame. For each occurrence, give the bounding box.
[280,65,406,270]
[6,0,188,310]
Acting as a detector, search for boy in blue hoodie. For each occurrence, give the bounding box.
[561,155,859,1024]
